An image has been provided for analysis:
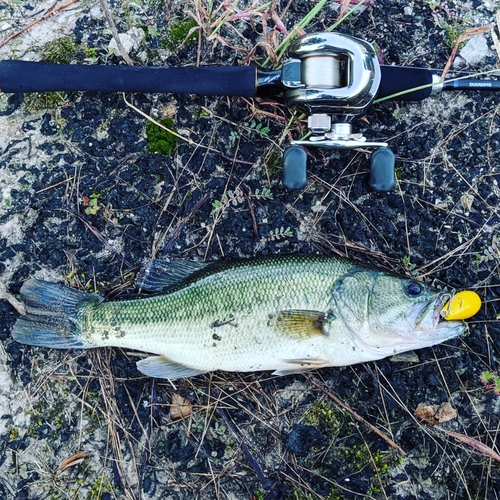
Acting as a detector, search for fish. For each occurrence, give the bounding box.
[11,254,468,380]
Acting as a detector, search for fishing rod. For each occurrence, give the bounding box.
[1,32,498,191]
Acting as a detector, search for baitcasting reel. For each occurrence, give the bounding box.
[277,32,392,190]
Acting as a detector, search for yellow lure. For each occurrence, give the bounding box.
[441,291,481,321]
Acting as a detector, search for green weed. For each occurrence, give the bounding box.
[473,235,500,265]
[211,187,273,217]
[402,255,417,272]
[40,36,98,64]
[261,226,293,242]
[249,120,270,138]
[84,193,101,215]
[165,18,198,49]
[304,400,343,435]
[480,371,500,395]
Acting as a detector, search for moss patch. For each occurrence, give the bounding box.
[146,117,178,155]
[165,19,198,50]
[40,36,98,64]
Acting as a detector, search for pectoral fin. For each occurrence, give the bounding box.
[136,355,208,380]
[277,310,335,339]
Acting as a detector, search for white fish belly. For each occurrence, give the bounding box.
[90,303,362,373]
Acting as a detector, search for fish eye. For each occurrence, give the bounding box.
[406,281,423,297]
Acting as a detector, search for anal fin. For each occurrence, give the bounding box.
[136,355,207,380]
[272,357,329,377]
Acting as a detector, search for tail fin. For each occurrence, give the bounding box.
[12,279,103,349]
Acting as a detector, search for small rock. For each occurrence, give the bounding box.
[456,35,493,66]
[108,27,144,56]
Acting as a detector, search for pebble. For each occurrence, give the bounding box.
[457,35,493,66]
[108,27,145,55]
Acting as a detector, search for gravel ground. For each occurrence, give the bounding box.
[1,1,500,499]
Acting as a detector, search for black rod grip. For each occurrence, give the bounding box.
[378,65,434,101]
[0,60,257,96]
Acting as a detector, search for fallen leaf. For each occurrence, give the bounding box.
[460,193,474,212]
[56,451,90,475]
[170,393,192,420]
[439,429,500,463]
[415,402,457,425]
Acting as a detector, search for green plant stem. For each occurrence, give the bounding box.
[268,0,370,66]
[266,0,329,66]
[327,0,370,31]
[304,374,406,456]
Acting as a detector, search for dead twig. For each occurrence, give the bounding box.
[441,26,492,81]
[0,288,26,315]
[217,408,273,490]
[94,350,139,500]
[230,177,260,241]
[0,253,26,315]
[122,95,216,151]
[161,193,212,255]
[492,11,500,62]
[437,428,500,463]
[68,210,134,269]
[98,0,134,66]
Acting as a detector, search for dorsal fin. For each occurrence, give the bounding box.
[137,258,209,292]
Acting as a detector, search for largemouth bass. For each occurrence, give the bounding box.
[12,254,468,380]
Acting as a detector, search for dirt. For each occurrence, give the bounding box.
[0,0,500,499]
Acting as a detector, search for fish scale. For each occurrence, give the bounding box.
[12,254,468,380]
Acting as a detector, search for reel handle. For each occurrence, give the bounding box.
[369,147,396,192]
[282,145,308,190]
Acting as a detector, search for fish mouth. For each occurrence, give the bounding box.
[411,291,466,339]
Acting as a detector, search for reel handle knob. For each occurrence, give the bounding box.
[369,147,396,191]
[282,145,308,190]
